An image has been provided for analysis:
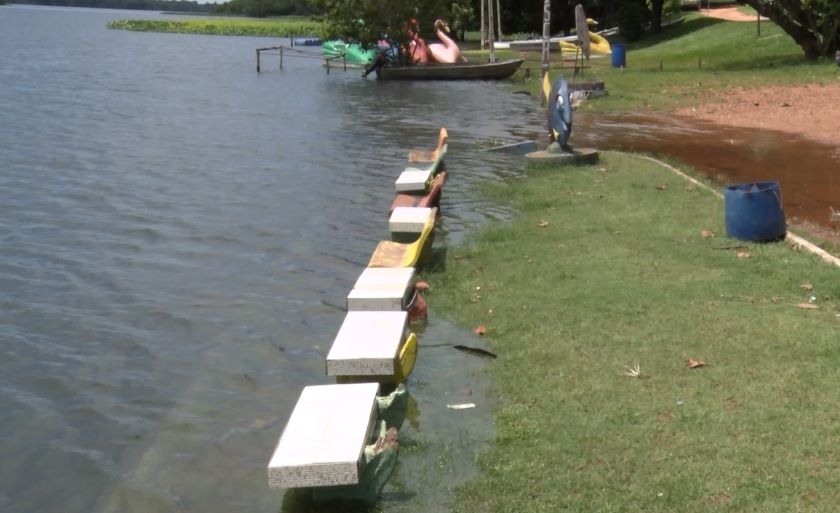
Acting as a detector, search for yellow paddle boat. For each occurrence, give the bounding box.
[369,207,437,268]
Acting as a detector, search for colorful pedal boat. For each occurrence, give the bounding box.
[389,171,446,213]
[369,207,437,268]
[408,128,448,163]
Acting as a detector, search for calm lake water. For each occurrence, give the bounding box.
[0,6,541,513]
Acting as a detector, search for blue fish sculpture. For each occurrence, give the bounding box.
[547,77,573,150]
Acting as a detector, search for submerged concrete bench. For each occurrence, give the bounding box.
[389,171,446,214]
[267,382,380,488]
[394,146,446,193]
[326,311,414,382]
[347,267,416,311]
[389,207,435,241]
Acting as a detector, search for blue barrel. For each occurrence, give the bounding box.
[724,181,786,241]
[611,43,626,68]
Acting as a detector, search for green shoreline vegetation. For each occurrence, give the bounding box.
[428,152,840,512]
[106,17,323,37]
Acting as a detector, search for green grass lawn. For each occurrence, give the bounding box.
[472,13,840,112]
[428,152,840,512]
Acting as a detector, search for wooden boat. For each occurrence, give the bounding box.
[390,171,446,213]
[376,59,524,81]
[408,128,448,162]
[369,208,437,268]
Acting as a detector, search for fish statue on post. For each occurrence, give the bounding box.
[546,74,573,152]
[525,72,598,164]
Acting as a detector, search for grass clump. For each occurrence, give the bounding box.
[107,17,323,37]
[429,152,840,512]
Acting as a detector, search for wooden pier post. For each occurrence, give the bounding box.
[256,49,261,73]
[280,46,283,70]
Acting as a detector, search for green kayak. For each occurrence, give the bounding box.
[322,40,377,66]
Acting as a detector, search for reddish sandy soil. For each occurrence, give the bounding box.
[673,83,840,147]
[699,6,767,22]
[674,7,840,148]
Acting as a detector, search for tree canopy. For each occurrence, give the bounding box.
[309,0,473,50]
[742,0,839,58]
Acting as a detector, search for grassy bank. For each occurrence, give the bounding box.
[429,152,840,512]
[479,13,840,112]
[107,17,323,37]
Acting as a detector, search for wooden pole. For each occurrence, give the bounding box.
[541,0,551,83]
[488,0,496,63]
[280,46,283,69]
[496,0,502,41]
[480,0,485,49]
[256,49,261,73]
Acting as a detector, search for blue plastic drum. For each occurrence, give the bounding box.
[724,181,786,241]
[611,43,626,68]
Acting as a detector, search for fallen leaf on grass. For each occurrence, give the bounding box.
[796,303,819,310]
[468,295,481,303]
[473,325,487,335]
[415,280,430,291]
[656,184,668,191]
[686,358,706,369]
[537,220,550,228]
[801,283,813,291]
[736,251,751,259]
[701,230,716,238]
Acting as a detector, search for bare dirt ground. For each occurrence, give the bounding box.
[673,83,840,147]
[699,6,767,22]
[674,7,840,148]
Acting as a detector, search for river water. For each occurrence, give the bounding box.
[0,6,541,513]
[5,6,840,513]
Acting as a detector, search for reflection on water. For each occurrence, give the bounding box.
[574,112,840,232]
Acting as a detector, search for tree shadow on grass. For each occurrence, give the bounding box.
[715,53,817,71]
[628,16,725,52]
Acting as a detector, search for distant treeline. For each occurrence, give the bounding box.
[12,0,214,12]
[215,0,314,18]
[9,0,317,16]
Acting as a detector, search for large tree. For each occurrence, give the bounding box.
[741,0,840,59]
[310,0,472,51]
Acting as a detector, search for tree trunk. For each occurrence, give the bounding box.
[649,0,663,33]
[741,0,838,59]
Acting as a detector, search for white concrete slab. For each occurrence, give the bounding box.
[395,169,432,193]
[326,311,407,376]
[347,267,415,311]
[389,207,433,235]
[267,382,379,488]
